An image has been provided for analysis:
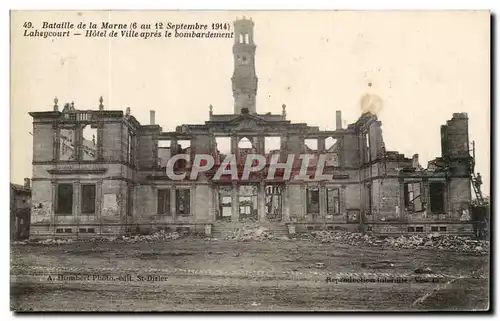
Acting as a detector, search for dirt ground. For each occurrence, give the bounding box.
[10,236,490,311]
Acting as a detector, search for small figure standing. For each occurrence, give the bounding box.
[475,173,482,191]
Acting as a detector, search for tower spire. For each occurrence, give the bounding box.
[231,17,258,115]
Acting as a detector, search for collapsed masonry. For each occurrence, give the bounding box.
[28,17,474,239]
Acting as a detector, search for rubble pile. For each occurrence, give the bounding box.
[307,230,488,254]
[13,230,181,245]
[118,231,181,243]
[25,238,75,245]
[223,226,288,241]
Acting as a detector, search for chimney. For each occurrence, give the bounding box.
[126,107,131,116]
[336,110,342,130]
[24,178,30,189]
[150,110,155,125]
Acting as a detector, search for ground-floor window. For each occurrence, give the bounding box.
[239,185,258,222]
[326,188,340,215]
[217,185,232,221]
[265,185,283,222]
[404,181,423,212]
[56,183,73,215]
[157,189,171,215]
[429,182,446,214]
[306,187,320,216]
[81,184,96,215]
[176,189,191,215]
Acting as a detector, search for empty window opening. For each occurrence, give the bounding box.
[307,187,320,215]
[127,185,133,217]
[326,188,340,215]
[304,139,318,153]
[158,140,171,148]
[157,189,171,215]
[56,228,63,233]
[173,140,191,169]
[431,226,439,232]
[265,185,284,222]
[59,128,76,161]
[56,183,73,215]
[415,226,424,232]
[404,182,423,213]
[215,137,231,158]
[367,184,372,214]
[407,227,415,232]
[366,226,373,232]
[238,137,253,149]
[364,133,370,163]
[238,137,257,165]
[81,184,96,215]
[157,140,171,168]
[439,226,447,232]
[429,182,446,214]
[176,189,191,215]
[325,137,338,151]
[127,131,135,165]
[82,124,98,160]
[264,136,281,155]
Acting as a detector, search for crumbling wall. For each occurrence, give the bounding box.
[102,123,123,162]
[441,113,469,159]
[32,123,54,161]
[344,183,360,211]
[137,128,159,169]
[30,180,52,224]
[373,178,401,221]
[192,135,212,155]
[288,184,305,221]
[368,120,385,161]
[343,134,360,167]
[449,177,472,220]
[286,135,304,155]
[194,184,211,222]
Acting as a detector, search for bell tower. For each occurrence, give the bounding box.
[232,17,258,114]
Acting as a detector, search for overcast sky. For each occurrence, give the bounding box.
[11,10,490,194]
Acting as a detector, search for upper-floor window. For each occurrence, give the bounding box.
[82,124,97,161]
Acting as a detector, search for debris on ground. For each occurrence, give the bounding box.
[12,229,489,255]
[20,230,181,245]
[305,230,489,254]
[223,226,281,241]
[414,267,433,274]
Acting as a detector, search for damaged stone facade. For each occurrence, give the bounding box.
[28,17,473,239]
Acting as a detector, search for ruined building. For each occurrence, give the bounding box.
[29,17,474,239]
